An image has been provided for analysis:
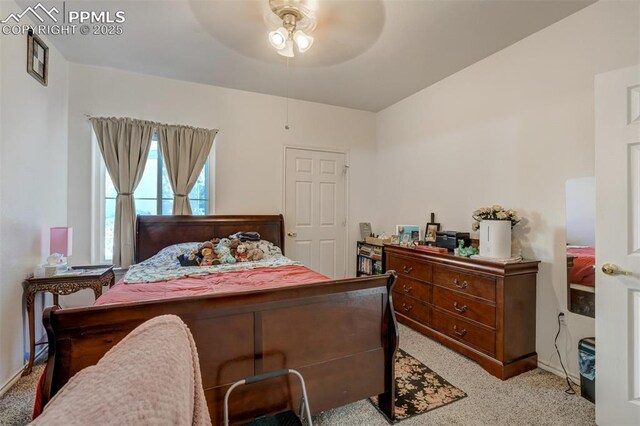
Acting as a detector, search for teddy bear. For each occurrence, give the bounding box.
[235,243,249,262]
[247,246,264,262]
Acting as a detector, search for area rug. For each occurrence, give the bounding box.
[370,349,467,423]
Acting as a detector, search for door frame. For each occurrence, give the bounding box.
[282,145,350,278]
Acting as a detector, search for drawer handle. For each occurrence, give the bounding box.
[453,302,468,313]
[453,278,468,289]
[402,303,413,313]
[453,325,467,337]
[402,284,413,293]
[403,266,413,274]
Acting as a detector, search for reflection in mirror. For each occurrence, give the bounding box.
[565,177,596,318]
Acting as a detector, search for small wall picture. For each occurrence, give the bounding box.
[396,225,420,245]
[27,29,48,86]
[425,222,441,243]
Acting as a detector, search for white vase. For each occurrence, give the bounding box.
[479,220,512,258]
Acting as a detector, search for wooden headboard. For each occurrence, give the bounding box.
[135,215,285,263]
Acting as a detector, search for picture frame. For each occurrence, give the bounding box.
[27,29,48,86]
[425,222,441,244]
[396,225,421,245]
[390,235,400,245]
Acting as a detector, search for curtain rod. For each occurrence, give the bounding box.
[83,114,218,133]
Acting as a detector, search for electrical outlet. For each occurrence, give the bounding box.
[558,311,567,326]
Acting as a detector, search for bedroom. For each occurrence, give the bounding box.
[0,0,638,424]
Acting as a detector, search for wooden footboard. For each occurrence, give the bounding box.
[42,273,398,424]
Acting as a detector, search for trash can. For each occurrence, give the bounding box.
[578,337,595,403]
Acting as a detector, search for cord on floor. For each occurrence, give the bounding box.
[554,312,579,395]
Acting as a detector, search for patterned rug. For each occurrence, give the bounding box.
[371,349,467,423]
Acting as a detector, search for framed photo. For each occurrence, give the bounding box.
[396,225,421,245]
[425,222,440,243]
[390,235,399,245]
[27,29,48,86]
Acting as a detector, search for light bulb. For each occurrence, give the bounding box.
[269,27,288,50]
[277,39,295,58]
[293,30,314,53]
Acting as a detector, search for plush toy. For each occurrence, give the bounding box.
[215,238,236,264]
[235,244,249,262]
[247,246,264,261]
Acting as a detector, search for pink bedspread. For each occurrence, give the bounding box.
[567,247,595,287]
[95,265,329,305]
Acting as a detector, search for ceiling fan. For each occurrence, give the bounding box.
[265,0,317,57]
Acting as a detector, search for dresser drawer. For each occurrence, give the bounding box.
[394,275,431,303]
[432,286,496,328]
[393,292,431,326]
[433,266,495,302]
[432,309,495,356]
[388,255,432,282]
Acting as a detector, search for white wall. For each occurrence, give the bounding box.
[375,1,639,378]
[65,63,376,304]
[566,176,595,247]
[0,0,69,393]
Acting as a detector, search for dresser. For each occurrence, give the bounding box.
[385,245,539,379]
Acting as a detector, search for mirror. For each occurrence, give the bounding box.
[565,177,596,318]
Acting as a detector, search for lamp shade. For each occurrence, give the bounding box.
[50,227,73,257]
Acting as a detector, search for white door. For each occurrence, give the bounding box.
[284,147,347,278]
[595,65,640,425]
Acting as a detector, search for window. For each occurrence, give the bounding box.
[103,135,209,261]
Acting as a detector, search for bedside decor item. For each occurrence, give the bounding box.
[436,231,470,252]
[360,222,373,240]
[390,235,400,245]
[425,212,440,244]
[457,240,479,258]
[27,29,48,86]
[396,225,420,245]
[472,205,521,259]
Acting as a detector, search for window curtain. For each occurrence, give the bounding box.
[157,125,217,215]
[90,117,155,267]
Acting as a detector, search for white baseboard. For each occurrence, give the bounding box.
[0,346,48,397]
[538,359,581,384]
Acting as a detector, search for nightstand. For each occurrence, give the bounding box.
[22,265,115,375]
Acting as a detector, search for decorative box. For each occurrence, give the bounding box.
[436,231,470,251]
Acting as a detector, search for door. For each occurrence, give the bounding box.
[284,147,347,279]
[596,65,640,425]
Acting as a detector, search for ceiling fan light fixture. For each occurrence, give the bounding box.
[269,27,288,50]
[277,39,295,57]
[293,30,313,52]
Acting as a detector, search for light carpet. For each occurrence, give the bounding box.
[0,325,595,426]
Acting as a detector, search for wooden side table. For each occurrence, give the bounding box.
[22,265,115,376]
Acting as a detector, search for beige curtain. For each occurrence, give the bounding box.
[91,117,155,267]
[157,125,217,215]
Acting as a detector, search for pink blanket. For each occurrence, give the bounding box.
[96,265,330,305]
[567,247,595,287]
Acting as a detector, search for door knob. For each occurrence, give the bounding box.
[601,263,633,276]
[287,232,297,237]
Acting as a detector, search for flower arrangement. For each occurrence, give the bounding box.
[472,205,520,231]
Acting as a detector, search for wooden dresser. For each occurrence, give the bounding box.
[385,245,539,379]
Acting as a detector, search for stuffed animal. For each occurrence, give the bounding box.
[235,244,249,262]
[247,247,263,262]
[215,238,236,264]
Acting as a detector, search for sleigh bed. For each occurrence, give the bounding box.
[41,215,399,424]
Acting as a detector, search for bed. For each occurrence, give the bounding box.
[41,215,399,424]
[566,246,595,318]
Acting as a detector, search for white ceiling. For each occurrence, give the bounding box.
[32,0,594,111]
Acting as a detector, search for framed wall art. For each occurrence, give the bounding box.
[27,29,48,86]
